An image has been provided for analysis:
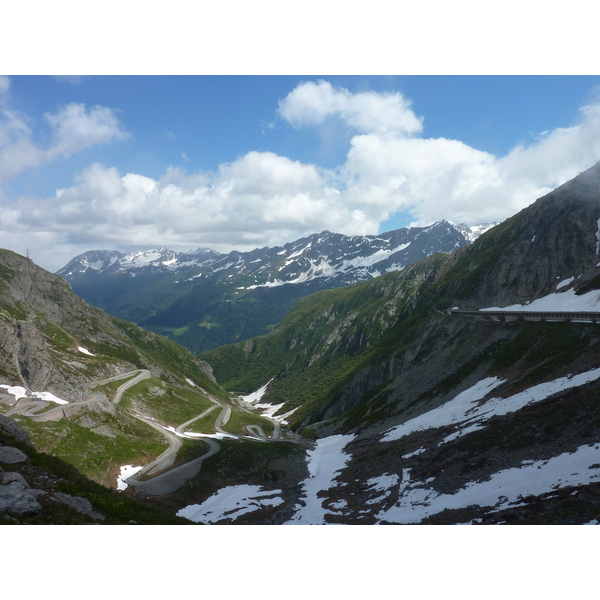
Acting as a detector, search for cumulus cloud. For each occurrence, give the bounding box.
[45,103,129,158]
[274,80,600,226]
[278,80,423,135]
[0,79,129,184]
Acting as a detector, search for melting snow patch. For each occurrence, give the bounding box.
[367,473,399,492]
[180,431,238,440]
[286,434,355,524]
[402,447,426,459]
[176,485,284,523]
[556,277,575,290]
[32,391,69,404]
[383,368,600,447]
[238,380,297,424]
[365,473,399,505]
[78,346,95,356]
[239,380,272,404]
[377,442,600,524]
[0,385,28,401]
[382,377,504,443]
[163,425,238,440]
[117,465,143,490]
[480,288,600,312]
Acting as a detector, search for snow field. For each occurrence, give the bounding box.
[238,380,298,424]
[31,391,69,405]
[377,442,600,524]
[176,485,285,523]
[382,367,600,446]
[175,433,356,524]
[0,385,28,401]
[0,385,69,404]
[480,287,600,312]
[285,434,355,524]
[367,367,600,522]
[116,465,143,490]
[382,377,504,443]
[365,474,399,505]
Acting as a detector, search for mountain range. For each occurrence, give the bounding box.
[2,164,600,524]
[57,220,495,353]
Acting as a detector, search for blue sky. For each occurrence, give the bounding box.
[3,74,600,271]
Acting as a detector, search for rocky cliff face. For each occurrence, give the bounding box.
[0,249,220,403]
[443,163,600,309]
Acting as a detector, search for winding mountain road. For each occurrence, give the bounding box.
[4,366,287,496]
[91,369,151,404]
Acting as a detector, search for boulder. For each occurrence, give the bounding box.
[0,482,42,515]
[0,414,33,446]
[53,492,105,521]
[0,446,28,464]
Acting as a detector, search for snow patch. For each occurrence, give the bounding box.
[383,368,600,446]
[117,465,142,490]
[239,380,272,404]
[237,379,297,424]
[382,377,504,443]
[31,391,69,405]
[286,434,355,524]
[365,473,399,505]
[402,447,426,459]
[78,346,95,356]
[0,385,68,405]
[480,288,600,312]
[0,385,28,401]
[556,277,575,290]
[377,442,600,524]
[177,485,284,523]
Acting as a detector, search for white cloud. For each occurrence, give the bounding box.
[45,103,129,158]
[278,80,423,135]
[9,151,379,270]
[0,80,129,185]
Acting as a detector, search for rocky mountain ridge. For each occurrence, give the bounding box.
[59,220,495,285]
[57,220,496,353]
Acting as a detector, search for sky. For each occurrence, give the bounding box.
[3,1,600,283]
[3,74,600,272]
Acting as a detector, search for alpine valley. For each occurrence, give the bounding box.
[3,164,600,524]
[57,220,493,354]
